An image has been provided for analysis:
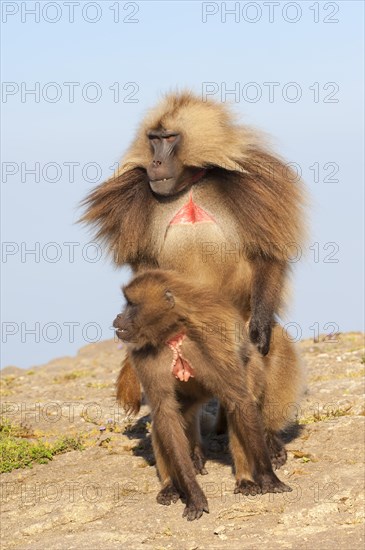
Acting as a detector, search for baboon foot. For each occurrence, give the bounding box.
[156,484,180,506]
[234,479,261,496]
[258,473,292,494]
[235,473,292,496]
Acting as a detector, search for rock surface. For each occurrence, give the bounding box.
[1,333,364,549]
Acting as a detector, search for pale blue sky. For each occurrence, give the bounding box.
[1,1,364,368]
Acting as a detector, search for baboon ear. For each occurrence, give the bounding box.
[164,290,175,308]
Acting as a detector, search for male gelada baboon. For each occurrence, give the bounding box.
[113,270,303,520]
[81,91,306,413]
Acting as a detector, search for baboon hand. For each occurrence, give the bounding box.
[249,317,272,356]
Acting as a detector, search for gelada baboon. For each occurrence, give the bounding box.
[82,91,306,413]
[113,270,303,520]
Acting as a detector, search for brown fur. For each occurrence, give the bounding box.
[80,91,306,411]
[81,92,305,264]
[113,269,303,520]
[115,355,141,415]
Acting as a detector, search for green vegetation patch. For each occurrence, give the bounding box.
[0,375,18,396]
[53,369,89,383]
[300,404,352,425]
[0,420,84,474]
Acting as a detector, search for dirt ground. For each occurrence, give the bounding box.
[1,332,364,550]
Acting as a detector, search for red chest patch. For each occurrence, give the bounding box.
[166,332,194,382]
[169,191,216,226]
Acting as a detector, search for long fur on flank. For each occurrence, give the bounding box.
[80,91,306,265]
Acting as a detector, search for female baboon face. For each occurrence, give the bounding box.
[113,274,178,347]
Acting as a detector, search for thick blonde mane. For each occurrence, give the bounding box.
[118,91,261,175]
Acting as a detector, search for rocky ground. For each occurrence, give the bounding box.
[1,332,364,550]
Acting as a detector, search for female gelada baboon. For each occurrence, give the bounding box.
[113,270,303,521]
[81,91,306,414]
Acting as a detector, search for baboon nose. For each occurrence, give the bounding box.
[113,316,121,328]
[153,160,162,167]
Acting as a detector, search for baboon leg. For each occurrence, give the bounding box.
[182,403,207,476]
[266,430,287,470]
[220,391,292,495]
[152,401,209,520]
[216,404,227,435]
[228,424,256,495]
[152,429,180,506]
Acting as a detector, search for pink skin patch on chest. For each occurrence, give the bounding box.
[169,191,216,225]
[166,332,194,382]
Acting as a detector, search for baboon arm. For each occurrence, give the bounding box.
[152,428,173,487]
[249,258,286,356]
[152,399,207,506]
[115,355,141,415]
[153,401,197,487]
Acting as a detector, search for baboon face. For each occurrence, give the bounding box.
[146,127,201,197]
[146,127,184,196]
[113,275,181,347]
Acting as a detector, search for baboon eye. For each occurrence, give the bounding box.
[147,132,159,141]
[165,135,178,143]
